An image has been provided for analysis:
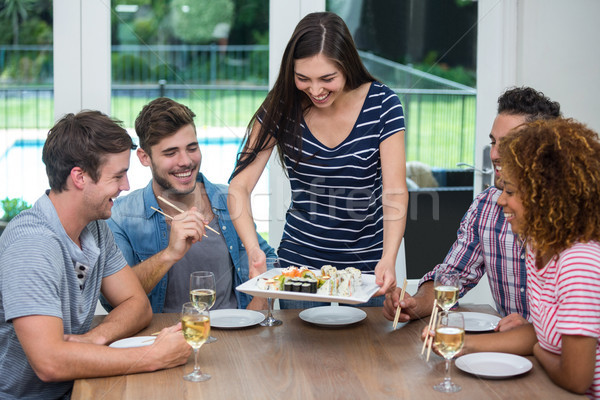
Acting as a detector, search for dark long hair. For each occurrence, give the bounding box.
[230,12,375,179]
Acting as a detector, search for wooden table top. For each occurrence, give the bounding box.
[72,304,584,400]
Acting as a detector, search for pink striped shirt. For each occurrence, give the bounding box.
[527,241,600,399]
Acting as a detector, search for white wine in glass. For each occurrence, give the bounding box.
[433,270,460,312]
[182,302,211,382]
[433,312,465,393]
[190,271,217,343]
[190,288,216,309]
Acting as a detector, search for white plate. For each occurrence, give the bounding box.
[459,312,501,332]
[109,336,155,348]
[210,309,265,329]
[456,352,533,379]
[299,306,367,327]
[236,268,379,305]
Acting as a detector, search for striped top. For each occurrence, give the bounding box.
[277,82,405,271]
[527,242,600,399]
[419,187,528,318]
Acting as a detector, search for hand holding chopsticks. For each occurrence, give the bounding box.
[157,195,220,236]
[150,206,208,238]
[392,279,408,330]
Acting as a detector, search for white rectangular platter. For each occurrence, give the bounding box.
[236,268,380,305]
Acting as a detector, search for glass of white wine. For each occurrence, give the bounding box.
[433,311,465,393]
[190,271,217,343]
[181,302,211,382]
[433,270,460,313]
[260,258,282,327]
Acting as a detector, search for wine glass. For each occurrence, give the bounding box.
[433,311,465,393]
[190,271,217,343]
[181,302,211,382]
[260,257,282,327]
[433,270,460,314]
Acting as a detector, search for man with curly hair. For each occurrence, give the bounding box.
[462,118,600,398]
[383,86,561,331]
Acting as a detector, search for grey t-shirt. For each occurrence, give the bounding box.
[163,217,237,313]
[0,193,126,399]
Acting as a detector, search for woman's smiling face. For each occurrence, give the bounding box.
[294,54,346,108]
[496,171,526,234]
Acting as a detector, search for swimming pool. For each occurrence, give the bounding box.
[0,128,270,232]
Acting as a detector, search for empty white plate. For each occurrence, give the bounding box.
[456,352,533,379]
[299,305,367,327]
[459,312,501,332]
[210,309,265,329]
[109,336,155,348]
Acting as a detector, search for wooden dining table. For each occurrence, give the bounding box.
[72,304,585,400]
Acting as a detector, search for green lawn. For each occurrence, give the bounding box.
[1,90,475,168]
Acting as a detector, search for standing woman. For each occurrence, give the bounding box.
[228,12,407,302]
[472,118,600,398]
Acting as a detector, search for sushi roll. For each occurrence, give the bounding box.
[308,278,317,293]
[345,267,362,286]
[301,282,311,293]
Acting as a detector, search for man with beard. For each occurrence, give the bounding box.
[106,97,275,313]
[383,87,561,331]
[0,111,190,399]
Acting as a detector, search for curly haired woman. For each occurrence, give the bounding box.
[459,118,600,398]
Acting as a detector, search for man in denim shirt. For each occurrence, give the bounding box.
[107,98,275,313]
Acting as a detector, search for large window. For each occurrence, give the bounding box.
[110,0,271,235]
[0,1,53,209]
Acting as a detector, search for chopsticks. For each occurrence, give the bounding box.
[150,206,173,220]
[426,308,439,362]
[157,195,221,236]
[150,206,208,238]
[421,299,439,362]
[392,279,408,330]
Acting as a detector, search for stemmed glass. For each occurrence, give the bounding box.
[181,302,211,382]
[260,257,282,327]
[190,271,217,343]
[433,270,460,314]
[433,312,465,393]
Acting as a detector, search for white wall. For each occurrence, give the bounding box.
[474,0,518,193]
[53,0,111,120]
[268,0,325,250]
[517,0,600,130]
[471,0,600,308]
[475,0,600,188]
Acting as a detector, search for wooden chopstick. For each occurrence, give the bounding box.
[151,206,207,238]
[426,308,439,362]
[392,279,408,330]
[151,206,173,220]
[157,195,221,236]
[421,299,438,355]
[157,195,185,213]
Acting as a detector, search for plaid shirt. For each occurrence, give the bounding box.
[419,187,529,319]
